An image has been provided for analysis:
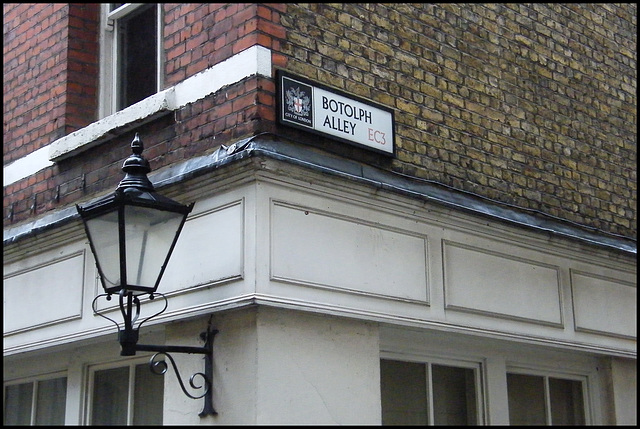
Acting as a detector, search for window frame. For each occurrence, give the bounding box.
[379,326,605,425]
[380,352,486,425]
[99,3,164,118]
[84,357,165,426]
[506,364,592,425]
[3,371,68,425]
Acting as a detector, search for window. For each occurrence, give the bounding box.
[380,358,482,425]
[100,4,162,117]
[87,360,164,425]
[3,375,67,425]
[507,372,586,425]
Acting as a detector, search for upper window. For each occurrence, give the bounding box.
[3,374,67,425]
[99,4,162,117]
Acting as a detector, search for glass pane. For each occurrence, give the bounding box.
[85,210,122,291]
[549,378,585,425]
[507,373,546,425]
[92,367,129,425]
[380,359,428,425]
[4,382,33,425]
[124,205,184,290]
[35,377,67,425]
[118,5,157,109]
[432,364,477,425]
[133,363,164,425]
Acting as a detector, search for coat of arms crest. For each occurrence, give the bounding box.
[285,87,311,116]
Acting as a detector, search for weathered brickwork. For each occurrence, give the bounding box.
[3,4,98,164]
[163,3,286,86]
[64,4,99,134]
[3,4,282,226]
[278,3,636,238]
[3,3,637,241]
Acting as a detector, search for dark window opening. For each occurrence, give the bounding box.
[117,5,157,110]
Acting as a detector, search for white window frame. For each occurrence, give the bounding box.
[3,371,68,425]
[380,326,604,425]
[99,3,164,118]
[381,352,486,425]
[506,364,593,425]
[84,356,164,426]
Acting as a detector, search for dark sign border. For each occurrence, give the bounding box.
[276,70,395,157]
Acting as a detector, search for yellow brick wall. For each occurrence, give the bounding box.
[278,3,636,238]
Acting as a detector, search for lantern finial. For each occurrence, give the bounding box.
[131,132,144,155]
[117,133,154,192]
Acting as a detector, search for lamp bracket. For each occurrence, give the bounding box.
[138,327,218,417]
[91,292,218,417]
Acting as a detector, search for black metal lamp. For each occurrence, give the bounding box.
[77,133,193,296]
[77,134,217,417]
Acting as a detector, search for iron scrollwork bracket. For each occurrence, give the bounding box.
[92,293,218,417]
[139,327,218,417]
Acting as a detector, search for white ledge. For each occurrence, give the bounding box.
[48,90,174,161]
[3,146,54,187]
[3,46,272,185]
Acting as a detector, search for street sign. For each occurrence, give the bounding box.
[277,71,395,156]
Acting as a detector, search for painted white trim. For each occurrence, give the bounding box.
[3,46,272,186]
[106,4,146,24]
[3,146,54,187]
[172,44,272,108]
[50,90,173,162]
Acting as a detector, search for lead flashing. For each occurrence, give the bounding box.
[4,134,637,256]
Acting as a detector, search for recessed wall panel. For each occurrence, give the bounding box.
[571,271,636,339]
[271,202,428,303]
[443,241,562,326]
[4,252,85,333]
[162,200,244,291]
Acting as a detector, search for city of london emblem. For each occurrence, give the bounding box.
[280,73,313,127]
[286,86,311,116]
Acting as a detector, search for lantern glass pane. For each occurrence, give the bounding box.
[123,205,184,291]
[84,210,122,291]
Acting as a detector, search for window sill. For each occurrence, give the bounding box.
[49,91,173,162]
[48,45,272,162]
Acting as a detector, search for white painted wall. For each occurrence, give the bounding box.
[254,307,381,424]
[4,166,636,357]
[161,311,261,425]
[162,308,381,425]
[3,159,636,425]
[610,357,637,425]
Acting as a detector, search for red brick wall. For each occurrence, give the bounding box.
[65,4,99,134]
[3,3,285,226]
[3,4,98,164]
[163,4,286,86]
